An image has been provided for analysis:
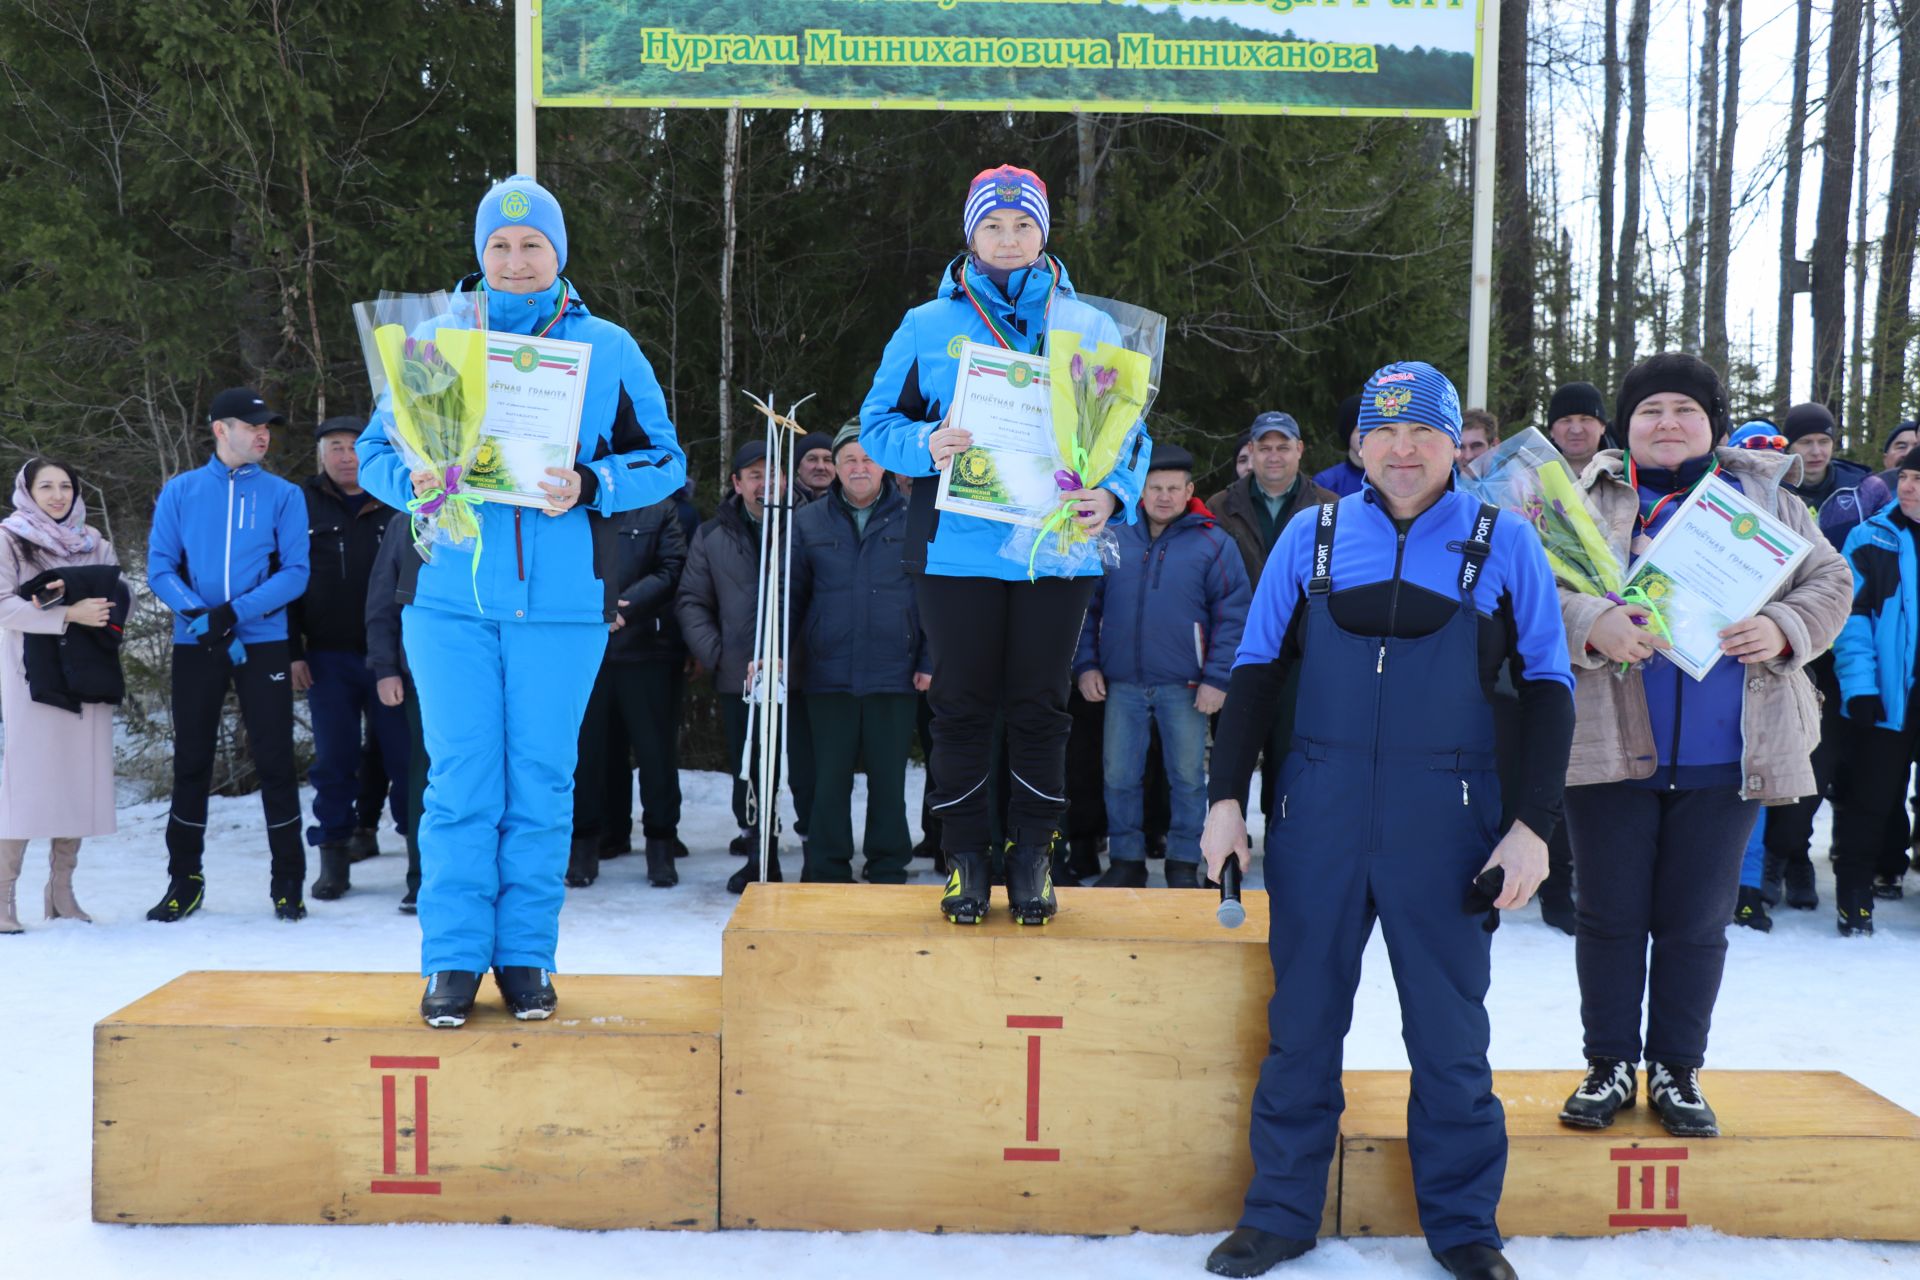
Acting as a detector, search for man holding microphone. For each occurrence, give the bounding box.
[1199,363,1574,1280]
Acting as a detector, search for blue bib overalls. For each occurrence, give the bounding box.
[1242,501,1507,1253]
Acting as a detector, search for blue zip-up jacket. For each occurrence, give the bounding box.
[1312,459,1367,499]
[357,277,687,624]
[1631,467,1752,787]
[790,482,926,696]
[1836,504,1920,730]
[147,454,310,645]
[859,255,1151,581]
[1075,498,1251,690]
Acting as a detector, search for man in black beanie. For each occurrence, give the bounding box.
[1310,393,1366,498]
[1546,381,1611,477]
[794,430,836,502]
[1783,402,1871,531]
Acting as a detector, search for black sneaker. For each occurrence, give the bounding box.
[273,896,307,922]
[420,971,483,1028]
[728,849,781,895]
[1874,874,1905,901]
[494,966,557,1020]
[348,827,381,862]
[1006,839,1058,926]
[1559,1056,1636,1129]
[1165,861,1203,889]
[940,849,991,925]
[1732,884,1773,933]
[398,887,418,914]
[1094,860,1148,888]
[146,874,205,923]
[1783,856,1819,910]
[1204,1228,1314,1277]
[310,843,351,900]
[645,837,679,888]
[1647,1061,1718,1137]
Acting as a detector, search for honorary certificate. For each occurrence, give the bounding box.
[1624,475,1813,680]
[935,340,1063,528]
[466,334,592,507]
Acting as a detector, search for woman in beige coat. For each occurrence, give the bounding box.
[1552,354,1852,1141]
[0,459,129,931]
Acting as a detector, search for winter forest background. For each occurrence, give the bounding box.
[0,0,1907,783]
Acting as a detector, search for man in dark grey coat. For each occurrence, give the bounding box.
[674,440,812,889]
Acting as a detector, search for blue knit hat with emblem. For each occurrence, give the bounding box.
[474,175,568,272]
[1357,361,1464,445]
[964,165,1050,246]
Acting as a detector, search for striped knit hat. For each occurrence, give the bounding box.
[964,166,1050,246]
[1357,361,1464,445]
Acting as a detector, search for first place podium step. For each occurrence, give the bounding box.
[93,971,720,1229]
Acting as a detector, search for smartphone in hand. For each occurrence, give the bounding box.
[32,585,63,609]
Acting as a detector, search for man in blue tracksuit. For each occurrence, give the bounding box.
[1201,363,1573,1280]
[1076,443,1249,888]
[146,387,312,922]
[357,175,686,1027]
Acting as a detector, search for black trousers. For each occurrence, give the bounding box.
[1764,653,1838,868]
[1833,716,1920,900]
[165,640,304,894]
[576,661,684,843]
[917,573,1095,851]
[1565,782,1757,1069]
[719,680,813,839]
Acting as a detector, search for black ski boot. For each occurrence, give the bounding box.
[1165,861,1202,889]
[645,837,679,888]
[565,836,598,889]
[1783,855,1819,910]
[1837,883,1875,936]
[310,843,351,901]
[1094,859,1148,888]
[146,874,205,923]
[1559,1056,1636,1129]
[1647,1061,1718,1137]
[348,827,382,863]
[1432,1242,1518,1280]
[420,971,483,1028]
[1732,884,1773,933]
[273,895,307,922]
[1204,1228,1314,1277]
[727,848,781,895]
[494,966,557,1020]
[940,849,991,924]
[1006,838,1058,926]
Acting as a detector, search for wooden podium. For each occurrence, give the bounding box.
[719,884,1331,1235]
[1339,1069,1920,1240]
[93,971,720,1229]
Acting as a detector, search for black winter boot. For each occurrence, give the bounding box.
[1204,1228,1314,1276]
[1783,854,1819,910]
[940,849,990,924]
[1760,851,1785,906]
[565,836,598,889]
[1164,860,1202,889]
[645,837,679,888]
[310,843,351,901]
[1432,1242,1518,1280]
[728,848,781,894]
[348,827,381,863]
[1094,859,1148,888]
[1005,838,1058,926]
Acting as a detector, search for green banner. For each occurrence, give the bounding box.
[535,0,1483,117]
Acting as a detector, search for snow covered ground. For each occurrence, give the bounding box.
[9,767,1920,1279]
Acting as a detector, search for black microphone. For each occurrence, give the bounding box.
[1217,858,1245,929]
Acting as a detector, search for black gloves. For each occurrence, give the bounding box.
[187,602,239,650]
[1848,695,1886,726]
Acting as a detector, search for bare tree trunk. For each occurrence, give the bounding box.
[717,106,741,500]
[1076,112,1098,230]
[1704,0,1741,374]
[1870,1,1920,440]
[1684,0,1720,354]
[1816,0,1863,419]
[1494,0,1533,423]
[1596,0,1622,388]
[1850,0,1879,433]
[1776,0,1814,418]
[1614,0,1651,373]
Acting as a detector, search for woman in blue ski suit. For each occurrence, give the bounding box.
[357,176,686,1027]
[858,164,1150,925]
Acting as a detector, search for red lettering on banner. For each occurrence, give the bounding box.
[1003,1015,1062,1163]
[371,1055,443,1196]
[1607,1146,1687,1227]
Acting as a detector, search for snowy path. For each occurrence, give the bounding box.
[9,769,1920,1278]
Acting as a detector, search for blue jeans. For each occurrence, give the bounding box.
[305,648,409,846]
[1101,681,1206,863]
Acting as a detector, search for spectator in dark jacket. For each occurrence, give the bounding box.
[1078,445,1251,887]
[364,512,427,912]
[791,424,927,885]
[290,415,405,901]
[1785,402,1875,547]
[675,440,813,890]
[1548,381,1612,478]
[568,499,688,890]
